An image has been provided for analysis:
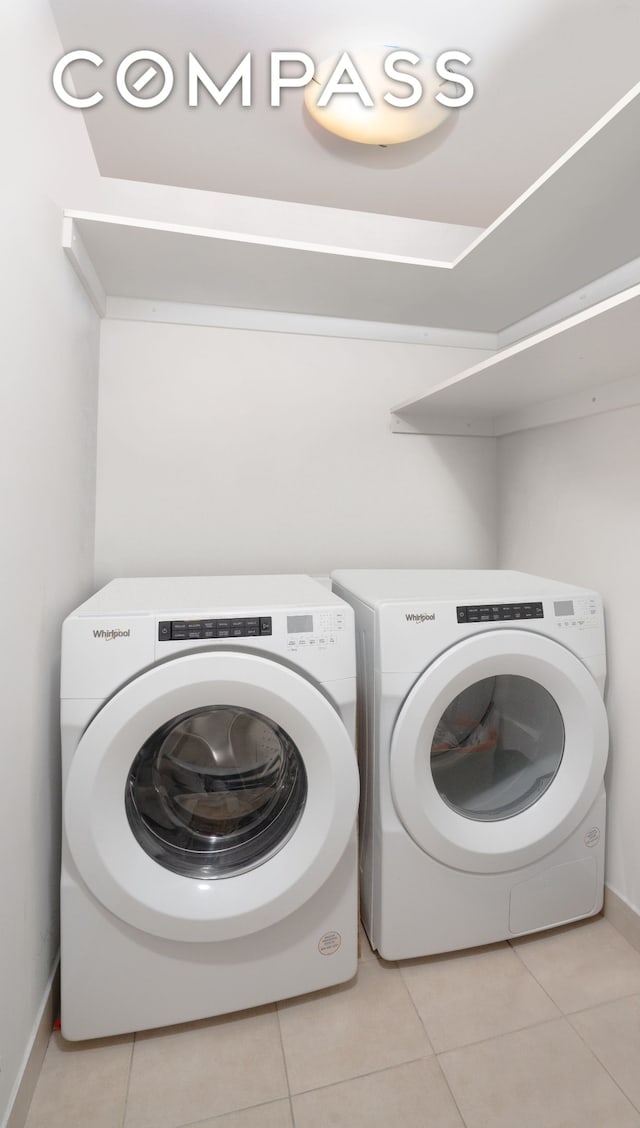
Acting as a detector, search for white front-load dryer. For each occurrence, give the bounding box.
[61,575,359,1039]
[331,570,608,961]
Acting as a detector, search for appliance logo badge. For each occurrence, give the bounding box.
[405,612,436,623]
[92,628,131,641]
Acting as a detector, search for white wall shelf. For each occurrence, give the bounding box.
[391,285,640,437]
[63,84,640,434]
[63,82,640,339]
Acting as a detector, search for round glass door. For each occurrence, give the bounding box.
[126,706,307,879]
[389,629,608,875]
[431,675,565,822]
[64,649,358,942]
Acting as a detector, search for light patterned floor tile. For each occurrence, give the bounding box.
[439,1017,640,1128]
[123,1006,287,1128]
[24,1030,132,1128]
[292,1058,464,1128]
[400,942,559,1051]
[570,995,640,1111]
[186,1098,293,1127]
[511,917,640,1012]
[277,958,432,1093]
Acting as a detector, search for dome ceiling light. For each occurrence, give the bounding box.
[303,47,470,146]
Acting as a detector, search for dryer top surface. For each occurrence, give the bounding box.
[69,575,341,618]
[331,570,600,607]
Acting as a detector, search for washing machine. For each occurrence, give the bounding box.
[331,570,608,960]
[60,575,359,1039]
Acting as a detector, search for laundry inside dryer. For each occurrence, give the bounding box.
[431,675,565,822]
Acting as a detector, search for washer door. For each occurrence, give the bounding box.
[65,651,358,941]
[389,630,608,874]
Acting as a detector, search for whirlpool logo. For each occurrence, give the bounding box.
[92,628,131,641]
[405,612,436,623]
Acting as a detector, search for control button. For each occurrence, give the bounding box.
[203,629,215,638]
[260,617,272,635]
[232,628,243,637]
[217,629,230,638]
[246,626,259,636]
[172,623,187,640]
[158,622,171,641]
[216,619,231,630]
[457,607,468,623]
[245,618,259,629]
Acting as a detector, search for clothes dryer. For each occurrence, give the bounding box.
[331,570,608,960]
[61,575,359,1038]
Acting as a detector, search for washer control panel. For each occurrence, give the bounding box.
[457,602,543,624]
[158,616,272,641]
[286,608,346,652]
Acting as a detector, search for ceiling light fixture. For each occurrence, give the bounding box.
[303,47,452,146]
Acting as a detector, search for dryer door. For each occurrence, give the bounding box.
[65,651,358,941]
[389,629,608,874]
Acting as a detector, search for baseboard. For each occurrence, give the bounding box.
[604,886,640,954]
[3,962,59,1128]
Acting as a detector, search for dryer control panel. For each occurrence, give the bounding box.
[457,602,543,624]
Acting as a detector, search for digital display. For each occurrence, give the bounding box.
[287,614,314,634]
[554,600,574,616]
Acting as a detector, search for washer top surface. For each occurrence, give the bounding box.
[70,575,340,618]
[332,570,598,607]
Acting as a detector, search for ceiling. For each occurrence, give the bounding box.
[49,0,640,228]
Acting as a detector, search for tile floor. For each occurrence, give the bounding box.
[24,916,640,1128]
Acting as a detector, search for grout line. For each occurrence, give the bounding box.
[430,1056,471,1128]
[507,919,640,1018]
[274,1002,296,1127]
[564,992,640,1020]
[175,1097,294,1128]
[507,937,569,1014]
[565,1014,640,1116]
[287,1055,431,1098]
[120,1032,136,1128]
[393,961,436,1057]
[434,1012,564,1056]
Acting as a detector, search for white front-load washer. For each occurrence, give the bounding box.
[61,575,359,1039]
[331,570,608,961]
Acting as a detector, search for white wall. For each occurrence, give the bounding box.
[95,320,496,582]
[0,4,100,1123]
[498,406,640,915]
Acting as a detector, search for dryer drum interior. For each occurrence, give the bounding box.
[430,674,565,822]
[125,705,308,879]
